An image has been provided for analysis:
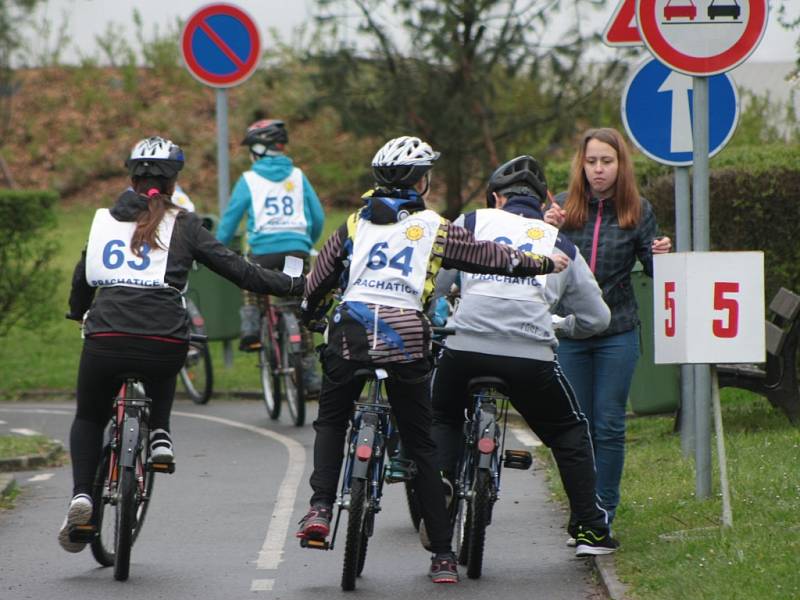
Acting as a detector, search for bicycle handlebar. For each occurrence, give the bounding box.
[431,327,455,337]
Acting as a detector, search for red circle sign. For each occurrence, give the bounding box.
[636,0,767,76]
[181,3,261,88]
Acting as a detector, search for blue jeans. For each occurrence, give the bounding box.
[556,329,639,522]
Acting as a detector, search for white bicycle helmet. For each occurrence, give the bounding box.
[371,136,440,188]
[125,136,185,179]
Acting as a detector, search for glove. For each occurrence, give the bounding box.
[305,316,329,334]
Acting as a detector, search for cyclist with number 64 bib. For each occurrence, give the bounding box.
[60,136,304,555]
[297,137,568,584]
[431,155,619,557]
[216,119,325,394]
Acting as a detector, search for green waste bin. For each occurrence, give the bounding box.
[184,214,242,341]
[628,262,680,415]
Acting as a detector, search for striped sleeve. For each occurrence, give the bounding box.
[439,223,553,276]
[303,224,348,321]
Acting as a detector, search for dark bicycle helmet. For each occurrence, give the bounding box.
[485,155,547,207]
[241,119,288,156]
[125,136,185,179]
[371,136,440,188]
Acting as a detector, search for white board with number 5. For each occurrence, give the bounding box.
[653,252,765,364]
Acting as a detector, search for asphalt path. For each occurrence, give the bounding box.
[0,400,603,600]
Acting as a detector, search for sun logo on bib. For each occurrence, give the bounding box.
[405,224,425,242]
[284,180,295,192]
[527,227,546,241]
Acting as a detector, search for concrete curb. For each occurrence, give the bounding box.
[0,442,64,473]
[507,410,629,600]
[0,472,15,497]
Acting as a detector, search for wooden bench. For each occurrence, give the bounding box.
[717,287,800,424]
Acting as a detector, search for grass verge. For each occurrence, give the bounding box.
[539,388,800,600]
[0,434,58,460]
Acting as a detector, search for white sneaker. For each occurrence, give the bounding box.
[150,428,174,463]
[58,494,93,553]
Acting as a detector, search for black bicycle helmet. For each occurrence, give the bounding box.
[485,155,547,207]
[125,136,185,179]
[241,119,288,156]
[371,136,440,188]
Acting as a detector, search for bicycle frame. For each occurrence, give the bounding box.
[310,368,394,552]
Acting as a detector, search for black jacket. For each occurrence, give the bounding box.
[69,190,296,340]
[554,192,658,336]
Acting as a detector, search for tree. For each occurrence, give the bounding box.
[0,0,43,187]
[307,0,625,218]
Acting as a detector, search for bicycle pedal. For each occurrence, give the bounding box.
[148,461,176,474]
[300,537,330,550]
[504,449,533,470]
[384,457,417,483]
[68,524,96,543]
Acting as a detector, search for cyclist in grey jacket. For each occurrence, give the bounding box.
[431,155,619,557]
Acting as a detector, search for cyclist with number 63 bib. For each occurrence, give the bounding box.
[60,136,304,555]
[297,137,567,584]
[430,155,619,557]
[216,119,325,394]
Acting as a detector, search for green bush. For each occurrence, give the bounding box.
[0,189,61,336]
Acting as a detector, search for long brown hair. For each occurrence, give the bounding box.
[563,127,641,230]
[130,176,177,256]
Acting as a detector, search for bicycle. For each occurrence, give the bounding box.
[257,295,308,426]
[449,376,533,579]
[179,297,213,404]
[300,366,407,591]
[67,334,205,580]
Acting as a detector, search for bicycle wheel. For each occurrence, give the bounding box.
[180,340,213,404]
[90,443,116,567]
[404,481,422,531]
[113,465,136,581]
[278,314,305,426]
[466,469,493,579]
[341,478,368,591]
[259,316,280,420]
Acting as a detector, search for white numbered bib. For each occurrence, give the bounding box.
[85,209,175,289]
[461,208,558,303]
[247,168,308,235]
[342,210,441,310]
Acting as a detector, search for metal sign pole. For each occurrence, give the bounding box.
[216,87,233,366]
[691,76,712,499]
[675,166,694,458]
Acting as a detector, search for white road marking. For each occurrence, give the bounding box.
[250,579,275,591]
[510,424,543,447]
[0,420,6,425]
[27,473,54,482]
[0,408,71,415]
[172,411,306,571]
[10,428,40,436]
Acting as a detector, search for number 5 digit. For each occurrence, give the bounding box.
[664,281,676,337]
[713,282,739,338]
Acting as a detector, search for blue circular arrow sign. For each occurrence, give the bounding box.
[621,57,739,167]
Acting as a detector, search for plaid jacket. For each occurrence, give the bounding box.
[554,192,659,337]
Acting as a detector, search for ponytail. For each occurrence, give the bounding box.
[131,176,176,257]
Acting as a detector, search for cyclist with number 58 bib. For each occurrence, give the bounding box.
[216,119,325,394]
[60,136,304,555]
[296,136,567,584]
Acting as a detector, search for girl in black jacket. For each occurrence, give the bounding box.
[59,136,304,554]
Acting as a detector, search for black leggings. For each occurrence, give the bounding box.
[309,347,452,554]
[431,348,609,531]
[69,336,187,496]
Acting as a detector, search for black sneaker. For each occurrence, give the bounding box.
[429,551,459,584]
[575,526,619,556]
[239,335,262,352]
[296,504,332,540]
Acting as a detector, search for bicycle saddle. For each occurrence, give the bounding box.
[467,376,509,396]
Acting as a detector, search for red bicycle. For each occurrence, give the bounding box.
[258,296,308,426]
